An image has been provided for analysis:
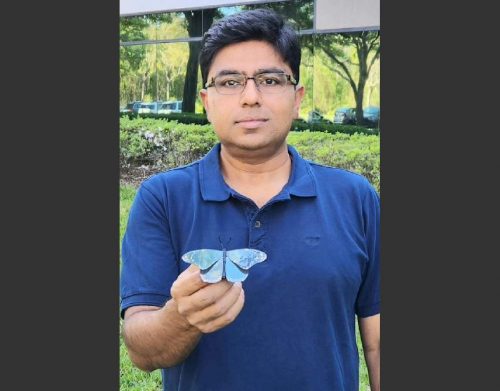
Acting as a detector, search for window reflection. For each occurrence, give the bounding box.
[120,44,156,106]
[119,2,379,123]
[156,12,191,40]
[242,0,313,31]
[312,31,380,126]
[298,34,314,121]
[120,14,158,43]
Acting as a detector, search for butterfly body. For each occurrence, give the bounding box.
[181,248,267,283]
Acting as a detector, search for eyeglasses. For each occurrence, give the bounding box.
[205,72,298,95]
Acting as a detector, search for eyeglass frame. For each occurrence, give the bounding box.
[204,71,298,94]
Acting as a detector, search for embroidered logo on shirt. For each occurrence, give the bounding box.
[304,236,321,246]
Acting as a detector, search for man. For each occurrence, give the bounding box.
[121,9,380,391]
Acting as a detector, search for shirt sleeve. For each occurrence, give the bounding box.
[120,182,179,318]
[355,182,380,318]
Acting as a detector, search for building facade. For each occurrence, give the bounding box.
[119,0,380,125]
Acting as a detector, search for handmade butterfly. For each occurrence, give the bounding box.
[181,248,267,283]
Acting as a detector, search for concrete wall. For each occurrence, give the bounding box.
[315,0,379,31]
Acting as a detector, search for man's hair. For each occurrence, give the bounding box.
[199,9,301,86]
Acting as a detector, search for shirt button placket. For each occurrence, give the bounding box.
[249,212,265,251]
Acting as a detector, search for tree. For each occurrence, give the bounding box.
[316,32,380,125]
[182,10,219,112]
[120,18,148,104]
[120,14,173,104]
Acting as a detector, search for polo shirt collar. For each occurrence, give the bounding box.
[199,143,317,202]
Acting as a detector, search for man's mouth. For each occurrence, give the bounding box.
[235,118,269,128]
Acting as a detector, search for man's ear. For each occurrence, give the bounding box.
[293,85,305,119]
[199,89,211,122]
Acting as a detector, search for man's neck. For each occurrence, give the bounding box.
[219,144,292,207]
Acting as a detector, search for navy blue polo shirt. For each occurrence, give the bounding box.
[121,143,380,391]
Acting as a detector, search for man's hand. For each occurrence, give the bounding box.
[170,264,245,333]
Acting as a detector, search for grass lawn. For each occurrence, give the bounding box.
[120,185,371,391]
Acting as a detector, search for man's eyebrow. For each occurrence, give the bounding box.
[213,68,287,78]
[255,67,286,74]
[213,69,242,77]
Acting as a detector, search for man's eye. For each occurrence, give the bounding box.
[258,75,283,86]
[218,78,242,87]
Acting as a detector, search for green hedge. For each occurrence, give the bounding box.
[290,120,379,135]
[120,117,379,192]
[120,112,379,135]
[121,112,211,125]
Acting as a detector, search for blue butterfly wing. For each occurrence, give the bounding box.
[200,259,224,283]
[227,249,267,270]
[224,259,249,282]
[181,249,222,270]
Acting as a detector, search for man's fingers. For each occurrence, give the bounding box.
[199,285,245,333]
[188,282,244,327]
[170,265,208,298]
[186,279,234,311]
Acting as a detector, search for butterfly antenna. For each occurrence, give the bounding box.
[218,235,232,251]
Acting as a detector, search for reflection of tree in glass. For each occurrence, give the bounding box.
[120,15,173,104]
[316,32,380,126]
[181,10,220,113]
[157,42,188,102]
[156,18,190,101]
[244,0,314,31]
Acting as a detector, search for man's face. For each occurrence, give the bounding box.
[200,40,304,154]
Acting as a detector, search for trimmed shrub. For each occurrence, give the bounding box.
[120,117,379,191]
[291,119,379,135]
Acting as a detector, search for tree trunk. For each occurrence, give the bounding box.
[182,41,201,112]
[141,71,149,101]
[182,9,217,113]
[165,70,171,101]
[354,43,369,125]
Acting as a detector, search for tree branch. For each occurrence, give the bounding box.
[367,47,381,75]
[321,45,358,94]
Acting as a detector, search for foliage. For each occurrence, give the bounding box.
[120,118,379,192]
[121,112,210,125]
[291,119,379,135]
[287,131,380,191]
[120,113,378,135]
[315,31,381,125]
[120,117,219,169]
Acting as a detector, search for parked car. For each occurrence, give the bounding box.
[363,106,380,127]
[120,101,141,115]
[137,103,155,114]
[137,101,165,115]
[157,100,183,114]
[333,107,356,125]
[307,110,332,124]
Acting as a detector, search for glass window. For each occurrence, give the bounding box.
[154,42,205,114]
[243,0,314,31]
[155,42,189,103]
[156,12,199,40]
[312,31,380,125]
[298,34,314,122]
[119,44,157,106]
[120,14,158,42]
[210,1,313,32]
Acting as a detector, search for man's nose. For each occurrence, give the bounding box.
[239,78,261,106]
